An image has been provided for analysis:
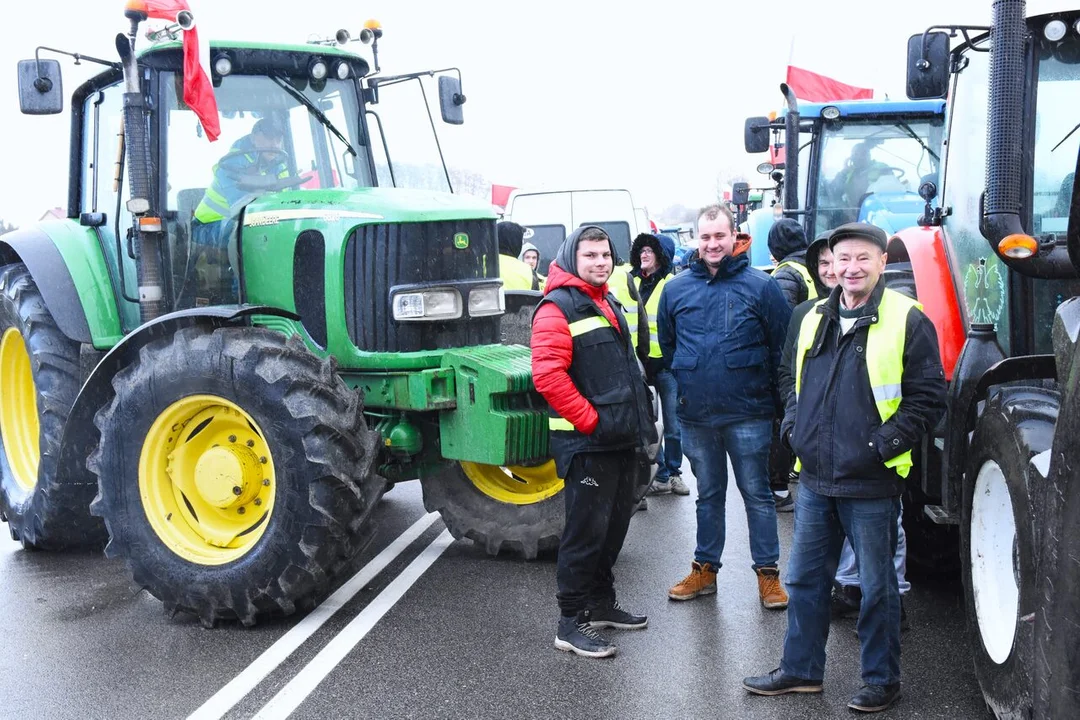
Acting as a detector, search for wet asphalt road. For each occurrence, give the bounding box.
[0,467,993,720]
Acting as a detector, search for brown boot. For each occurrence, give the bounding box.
[756,567,788,609]
[668,561,718,601]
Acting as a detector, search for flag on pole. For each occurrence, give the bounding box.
[141,0,221,141]
[784,37,873,103]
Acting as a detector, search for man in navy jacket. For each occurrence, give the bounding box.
[658,204,792,609]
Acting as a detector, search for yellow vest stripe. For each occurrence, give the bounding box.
[549,417,575,431]
[793,288,920,478]
[568,315,612,337]
[776,260,819,300]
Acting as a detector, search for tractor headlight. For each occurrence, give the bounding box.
[392,288,462,321]
[468,284,505,317]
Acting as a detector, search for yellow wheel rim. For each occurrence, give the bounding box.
[0,328,40,492]
[461,460,563,505]
[139,395,276,565]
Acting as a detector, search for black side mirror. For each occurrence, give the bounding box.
[744,116,771,154]
[438,75,465,125]
[18,59,63,115]
[731,182,751,206]
[907,32,950,100]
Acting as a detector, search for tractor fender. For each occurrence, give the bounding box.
[0,226,94,344]
[54,304,301,493]
[887,226,965,379]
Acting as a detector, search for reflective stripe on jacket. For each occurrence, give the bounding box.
[795,288,919,478]
[194,136,289,224]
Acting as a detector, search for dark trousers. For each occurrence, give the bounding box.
[556,449,637,616]
[768,418,792,492]
[781,485,902,685]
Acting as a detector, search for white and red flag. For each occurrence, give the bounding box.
[138,0,221,141]
[784,37,874,103]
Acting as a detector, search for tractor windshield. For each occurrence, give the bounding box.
[812,117,943,237]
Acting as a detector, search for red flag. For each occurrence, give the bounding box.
[785,65,873,103]
[491,184,517,208]
[141,1,220,141]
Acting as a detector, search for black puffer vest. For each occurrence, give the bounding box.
[540,286,656,478]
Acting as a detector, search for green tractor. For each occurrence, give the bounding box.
[3,5,563,626]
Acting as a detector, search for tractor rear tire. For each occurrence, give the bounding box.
[0,263,106,549]
[421,461,563,559]
[961,386,1057,719]
[88,326,384,626]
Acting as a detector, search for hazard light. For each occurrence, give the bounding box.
[998,234,1038,259]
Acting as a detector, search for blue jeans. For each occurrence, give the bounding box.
[835,502,910,595]
[653,370,682,481]
[680,418,779,569]
[782,485,902,685]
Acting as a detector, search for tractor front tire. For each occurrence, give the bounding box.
[88,326,384,626]
[961,386,1057,719]
[0,263,106,549]
[421,460,563,559]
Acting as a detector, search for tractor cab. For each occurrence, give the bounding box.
[744,98,944,268]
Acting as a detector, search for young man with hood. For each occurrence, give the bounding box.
[497,221,542,291]
[745,223,946,713]
[531,225,657,659]
[519,241,545,288]
[621,233,689,497]
[659,204,792,610]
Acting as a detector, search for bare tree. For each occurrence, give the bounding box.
[0,218,17,236]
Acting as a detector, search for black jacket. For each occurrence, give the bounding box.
[778,234,835,408]
[772,250,811,308]
[781,282,947,498]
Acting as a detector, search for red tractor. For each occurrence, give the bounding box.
[893,1,1080,716]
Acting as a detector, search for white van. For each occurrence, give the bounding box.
[503,188,642,271]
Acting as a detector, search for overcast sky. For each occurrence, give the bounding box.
[0,0,1039,227]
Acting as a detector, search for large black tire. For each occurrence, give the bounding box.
[88,326,384,626]
[0,263,106,549]
[1033,354,1080,718]
[961,386,1057,719]
[420,461,564,559]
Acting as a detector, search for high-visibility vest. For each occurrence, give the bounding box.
[500,255,539,291]
[608,266,650,360]
[620,274,668,359]
[793,288,920,478]
[194,138,290,224]
[775,259,818,301]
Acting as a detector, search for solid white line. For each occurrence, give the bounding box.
[250,529,455,720]
[186,512,440,720]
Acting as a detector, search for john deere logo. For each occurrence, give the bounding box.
[453,232,469,249]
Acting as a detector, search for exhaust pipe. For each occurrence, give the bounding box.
[780,83,800,220]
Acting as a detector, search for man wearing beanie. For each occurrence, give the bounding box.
[768,218,817,309]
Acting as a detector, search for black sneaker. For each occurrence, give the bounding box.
[554,615,616,658]
[848,683,901,712]
[773,492,794,513]
[743,668,823,696]
[831,584,862,618]
[583,601,648,630]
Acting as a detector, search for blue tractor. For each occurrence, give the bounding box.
[744,91,945,268]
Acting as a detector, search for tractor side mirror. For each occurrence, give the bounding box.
[18,59,63,114]
[744,116,771,154]
[906,32,950,100]
[438,75,465,125]
[731,182,751,206]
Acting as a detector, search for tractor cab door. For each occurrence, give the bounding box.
[79,80,141,332]
[159,71,371,310]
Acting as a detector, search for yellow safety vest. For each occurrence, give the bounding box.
[500,255,539,291]
[194,146,290,224]
[608,266,650,358]
[793,288,920,478]
[775,259,819,300]
[620,274,668,359]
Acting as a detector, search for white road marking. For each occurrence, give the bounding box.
[250,530,455,720]
[186,512,441,720]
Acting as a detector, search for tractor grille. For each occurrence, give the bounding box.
[343,219,500,352]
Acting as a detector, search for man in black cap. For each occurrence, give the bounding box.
[744,222,946,713]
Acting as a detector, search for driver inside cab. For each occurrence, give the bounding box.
[188,116,292,304]
[191,115,291,250]
[830,141,895,221]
